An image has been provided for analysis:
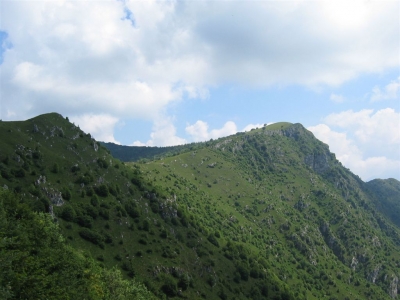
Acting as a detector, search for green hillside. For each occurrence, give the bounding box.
[1,114,399,299]
[365,178,400,228]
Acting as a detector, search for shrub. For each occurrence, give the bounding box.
[79,228,104,248]
[125,201,140,219]
[97,158,109,169]
[62,188,71,200]
[160,275,177,297]
[51,163,59,174]
[14,168,26,178]
[96,184,109,197]
[90,195,99,206]
[76,215,93,228]
[61,206,76,222]
[207,234,220,247]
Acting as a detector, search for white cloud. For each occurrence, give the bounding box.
[1,1,398,118]
[186,120,237,142]
[132,117,186,147]
[308,108,400,181]
[70,114,120,144]
[0,0,398,146]
[242,123,264,132]
[330,93,344,103]
[323,108,400,149]
[371,77,400,102]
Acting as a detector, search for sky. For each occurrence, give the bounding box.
[0,0,399,182]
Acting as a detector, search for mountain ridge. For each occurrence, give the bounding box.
[1,113,399,299]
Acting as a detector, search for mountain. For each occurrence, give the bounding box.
[1,113,399,299]
[365,178,400,228]
[100,142,197,162]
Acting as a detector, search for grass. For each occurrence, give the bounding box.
[0,113,399,299]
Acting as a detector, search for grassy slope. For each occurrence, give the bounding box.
[0,114,296,299]
[138,123,400,300]
[365,178,400,228]
[0,115,399,299]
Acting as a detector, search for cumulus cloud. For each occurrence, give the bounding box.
[70,114,120,144]
[308,108,400,181]
[132,117,186,147]
[0,0,399,122]
[0,0,204,122]
[185,120,237,142]
[371,77,400,102]
[324,108,400,153]
[242,123,265,132]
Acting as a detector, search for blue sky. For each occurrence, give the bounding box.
[0,0,399,181]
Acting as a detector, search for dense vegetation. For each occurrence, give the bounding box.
[365,179,400,228]
[100,142,200,163]
[0,113,399,299]
[0,189,156,299]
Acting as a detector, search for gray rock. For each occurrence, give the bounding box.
[389,275,398,299]
[368,264,381,283]
[33,124,39,133]
[304,153,330,174]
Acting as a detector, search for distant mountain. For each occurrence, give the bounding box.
[365,178,400,228]
[100,141,200,162]
[1,114,399,299]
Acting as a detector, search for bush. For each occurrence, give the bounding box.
[86,187,94,197]
[61,206,76,222]
[14,168,26,178]
[236,263,249,281]
[99,208,110,220]
[76,215,93,229]
[79,228,104,248]
[160,275,177,297]
[51,163,59,174]
[97,158,109,169]
[125,201,140,219]
[207,234,220,247]
[96,184,109,197]
[62,188,71,200]
[90,195,99,207]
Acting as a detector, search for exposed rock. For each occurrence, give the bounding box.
[35,175,46,185]
[93,141,99,152]
[207,162,217,168]
[351,256,358,270]
[294,199,309,211]
[304,153,330,174]
[319,221,344,262]
[389,275,398,299]
[159,196,178,219]
[14,154,21,163]
[49,126,65,138]
[33,124,39,133]
[42,187,64,206]
[368,264,381,283]
[372,236,381,247]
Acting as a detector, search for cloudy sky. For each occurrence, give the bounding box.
[0,0,399,181]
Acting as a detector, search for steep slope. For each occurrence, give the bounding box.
[133,122,400,299]
[365,178,400,228]
[1,114,399,299]
[0,188,156,300]
[0,114,297,299]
